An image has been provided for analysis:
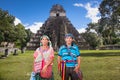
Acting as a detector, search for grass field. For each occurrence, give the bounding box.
[0,50,120,80]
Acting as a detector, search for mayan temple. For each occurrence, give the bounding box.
[27,4,89,50]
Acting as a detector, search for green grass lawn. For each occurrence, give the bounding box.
[0,50,120,80]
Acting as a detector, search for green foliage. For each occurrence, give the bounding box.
[25,29,34,46]
[87,23,99,33]
[81,32,101,49]
[14,24,27,47]
[0,32,4,43]
[99,0,120,44]
[15,24,26,39]
[86,0,120,47]
[0,8,33,48]
[0,8,15,42]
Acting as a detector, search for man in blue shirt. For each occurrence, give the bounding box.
[58,33,81,80]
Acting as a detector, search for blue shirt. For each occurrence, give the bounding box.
[58,44,80,67]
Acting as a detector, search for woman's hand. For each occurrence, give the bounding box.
[41,65,47,73]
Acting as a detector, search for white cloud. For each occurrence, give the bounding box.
[90,29,97,33]
[85,3,100,23]
[73,2,100,23]
[73,3,83,7]
[23,23,29,27]
[14,17,43,33]
[25,22,43,33]
[77,28,97,34]
[77,28,86,33]
[14,17,22,25]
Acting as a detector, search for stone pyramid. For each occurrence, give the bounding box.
[27,4,89,50]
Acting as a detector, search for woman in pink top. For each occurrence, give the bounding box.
[30,35,54,80]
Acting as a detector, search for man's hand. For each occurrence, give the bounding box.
[74,56,80,73]
[74,65,80,73]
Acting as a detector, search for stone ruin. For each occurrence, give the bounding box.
[27,4,89,50]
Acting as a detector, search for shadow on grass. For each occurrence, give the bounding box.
[81,52,120,57]
[0,76,4,80]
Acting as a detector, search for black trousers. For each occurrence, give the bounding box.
[65,67,79,80]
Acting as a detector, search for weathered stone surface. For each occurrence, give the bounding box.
[27,4,89,50]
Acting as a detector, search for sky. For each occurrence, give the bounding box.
[0,0,102,33]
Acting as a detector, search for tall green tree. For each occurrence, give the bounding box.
[0,8,15,43]
[0,8,33,48]
[15,23,27,48]
[25,29,33,45]
[87,0,120,46]
[86,23,103,46]
[81,32,100,49]
[99,0,120,45]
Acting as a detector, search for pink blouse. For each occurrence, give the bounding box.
[33,47,54,73]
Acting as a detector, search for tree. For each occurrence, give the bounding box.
[81,32,100,49]
[0,31,4,43]
[99,0,120,45]
[25,29,33,43]
[15,23,27,48]
[0,8,33,48]
[87,23,104,46]
[0,8,15,43]
[87,0,120,46]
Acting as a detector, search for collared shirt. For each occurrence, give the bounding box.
[58,44,80,67]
